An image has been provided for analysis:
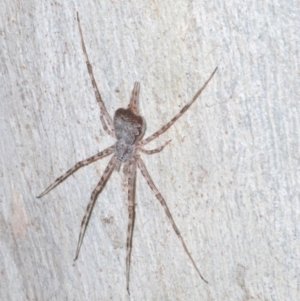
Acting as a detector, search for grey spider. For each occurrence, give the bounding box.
[37,12,217,294]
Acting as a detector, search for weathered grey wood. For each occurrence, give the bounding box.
[1,0,299,300]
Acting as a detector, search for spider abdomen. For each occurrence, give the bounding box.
[113,108,145,145]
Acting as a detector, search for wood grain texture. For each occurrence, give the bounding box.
[1,0,299,300]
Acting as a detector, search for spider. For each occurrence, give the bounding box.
[37,12,217,294]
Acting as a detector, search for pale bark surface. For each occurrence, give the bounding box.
[1,1,299,300]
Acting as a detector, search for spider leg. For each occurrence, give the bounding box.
[139,67,217,146]
[136,157,208,284]
[138,139,171,155]
[74,155,118,260]
[77,12,115,137]
[37,145,114,198]
[128,82,140,114]
[125,162,137,294]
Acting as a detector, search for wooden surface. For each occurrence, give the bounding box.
[1,1,299,300]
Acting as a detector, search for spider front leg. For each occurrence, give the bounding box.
[77,12,115,137]
[138,139,171,155]
[37,145,114,198]
[74,155,118,260]
[136,157,208,284]
[124,161,137,294]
